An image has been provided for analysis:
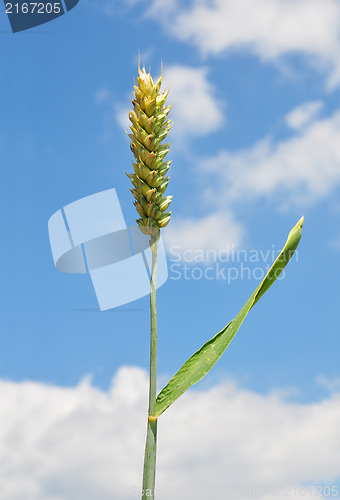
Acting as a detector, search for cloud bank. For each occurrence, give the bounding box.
[1,367,340,499]
[164,211,244,256]
[162,65,224,140]
[199,105,340,209]
[165,103,340,253]
[145,0,340,88]
[97,0,340,88]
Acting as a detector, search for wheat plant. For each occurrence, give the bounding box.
[127,63,303,500]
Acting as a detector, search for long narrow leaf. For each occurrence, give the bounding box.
[154,217,304,417]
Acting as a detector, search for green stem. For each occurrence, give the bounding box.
[142,234,159,500]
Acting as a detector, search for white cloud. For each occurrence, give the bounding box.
[0,368,148,500]
[94,0,340,86]
[162,65,224,140]
[143,0,340,89]
[199,107,340,208]
[115,103,130,132]
[1,368,340,500]
[285,101,324,130]
[316,375,340,393]
[164,211,244,256]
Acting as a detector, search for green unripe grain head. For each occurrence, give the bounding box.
[128,64,172,236]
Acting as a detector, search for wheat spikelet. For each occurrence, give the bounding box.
[127,65,172,235]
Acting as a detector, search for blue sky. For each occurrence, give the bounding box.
[1,1,340,499]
